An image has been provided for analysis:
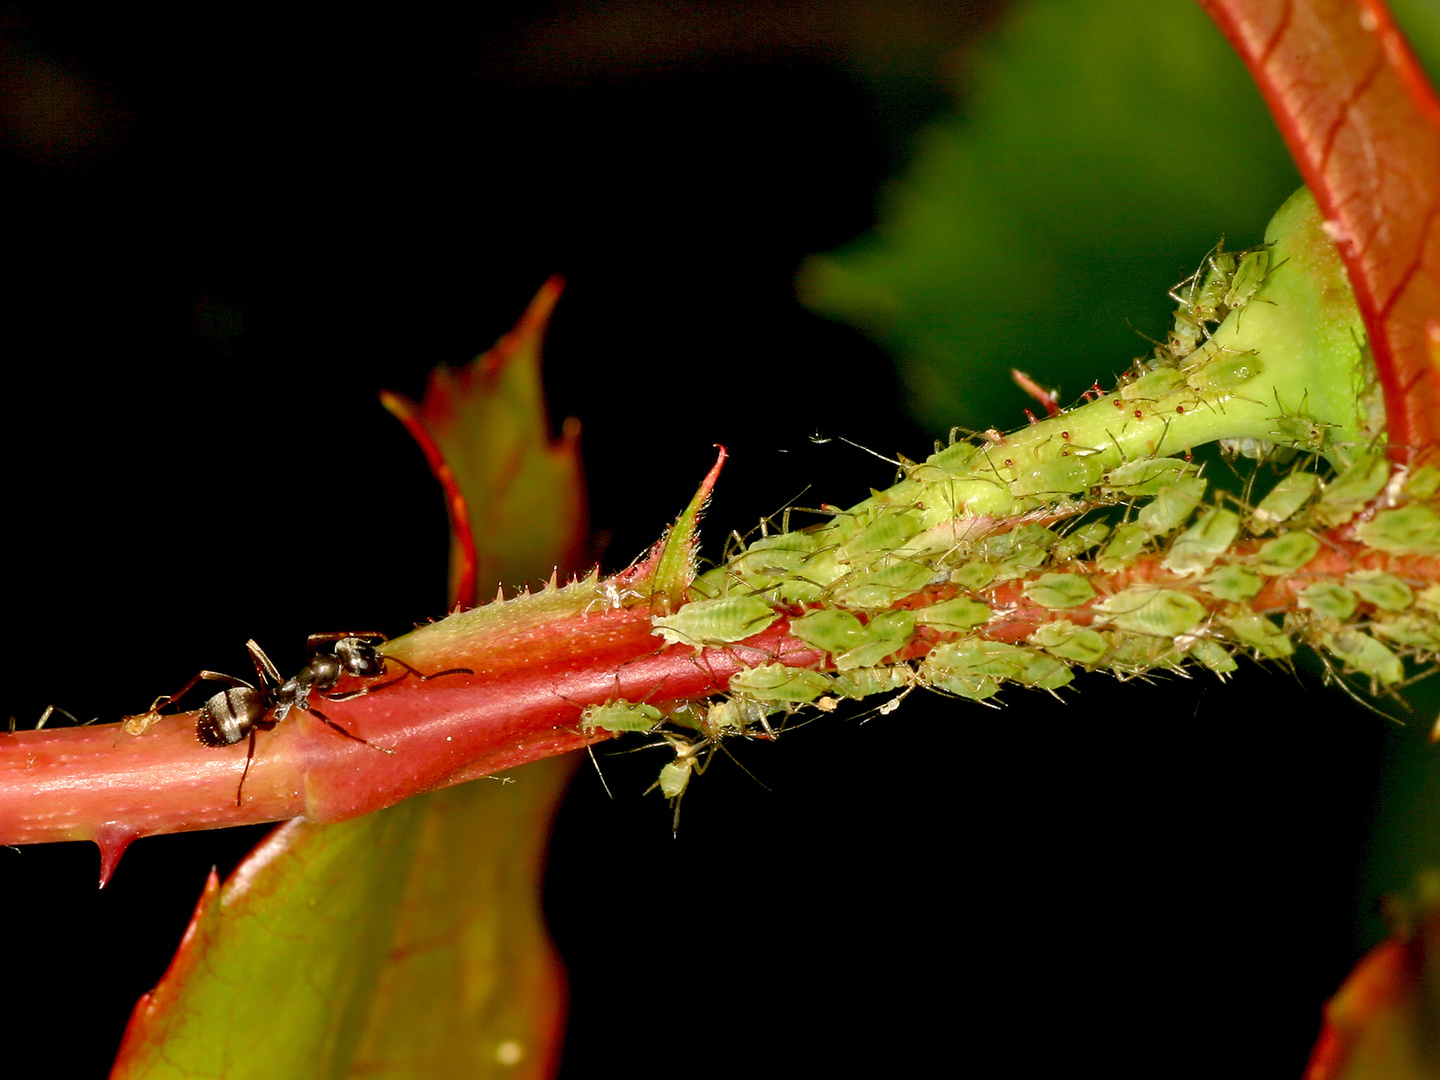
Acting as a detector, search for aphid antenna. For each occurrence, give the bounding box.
[1384,664,1439,697]
[854,684,918,725]
[813,433,908,473]
[584,743,616,801]
[712,737,771,793]
[1313,652,1408,725]
[975,447,1014,490]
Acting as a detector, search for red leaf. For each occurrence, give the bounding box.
[1198,0,1440,462]
[381,275,587,609]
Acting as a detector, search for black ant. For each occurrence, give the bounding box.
[131,632,473,803]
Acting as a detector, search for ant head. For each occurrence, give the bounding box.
[334,637,385,677]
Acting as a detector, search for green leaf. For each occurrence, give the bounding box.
[115,283,591,1077]
[111,764,569,1080]
[799,0,1298,431]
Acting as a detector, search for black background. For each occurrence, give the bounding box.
[0,3,1406,1077]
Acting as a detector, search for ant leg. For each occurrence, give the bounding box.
[234,728,259,806]
[303,704,396,754]
[143,671,252,715]
[304,630,388,653]
[322,657,473,703]
[323,673,407,702]
[244,639,283,688]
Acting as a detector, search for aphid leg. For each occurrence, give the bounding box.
[34,705,84,730]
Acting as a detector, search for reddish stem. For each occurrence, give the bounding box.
[5,537,1436,880]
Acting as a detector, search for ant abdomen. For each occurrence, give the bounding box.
[196,687,267,747]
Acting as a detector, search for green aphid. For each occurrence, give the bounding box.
[992,545,1053,583]
[975,523,1057,560]
[1256,532,1321,575]
[1096,523,1150,572]
[580,700,664,734]
[835,610,917,670]
[830,665,916,700]
[1023,572,1097,609]
[1316,454,1390,526]
[1015,651,1074,691]
[921,640,1029,701]
[1219,611,1294,659]
[1270,414,1332,454]
[702,696,780,739]
[915,595,993,632]
[730,532,817,578]
[687,568,726,600]
[1199,563,1264,603]
[727,663,832,704]
[1029,620,1110,666]
[832,559,935,609]
[1344,571,1414,612]
[770,574,828,605]
[1104,458,1197,498]
[1093,588,1206,638]
[1120,367,1188,401]
[1322,628,1404,687]
[1185,351,1264,394]
[1137,476,1208,537]
[1222,247,1270,309]
[927,639,1029,678]
[1298,582,1358,621]
[1418,585,1440,614]
[789,608,867,656]
[839,510,925,565]
[1106,633,1182,673]
[1189,638,1238,676]
[1009,452,1105,498]
[909,440,979,483]
[1251,472,1320,531]
[1403,466,1440,501]
[657,757,694,800]
[653,593,780,648]
[1355,504,1440,555]
[1165,312,1202,361]
[1162,508,1241,576]
[1369,614,1440,650]
[1051,521,1110,562]
[951,561,998,592]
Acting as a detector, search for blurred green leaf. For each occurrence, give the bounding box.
[113,285,587,1078]
[799,0,1299,431]
[112,765,569,1079]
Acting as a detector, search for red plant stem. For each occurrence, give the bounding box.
[5,539,1436,873]
[1197,0,1440,461]
[0,602,821,873]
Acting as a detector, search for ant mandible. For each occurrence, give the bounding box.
[133,632,473,803]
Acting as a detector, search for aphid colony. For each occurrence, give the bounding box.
[589,191,1438,825]
[611,445,1439,822]
[610,444,1440,824]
